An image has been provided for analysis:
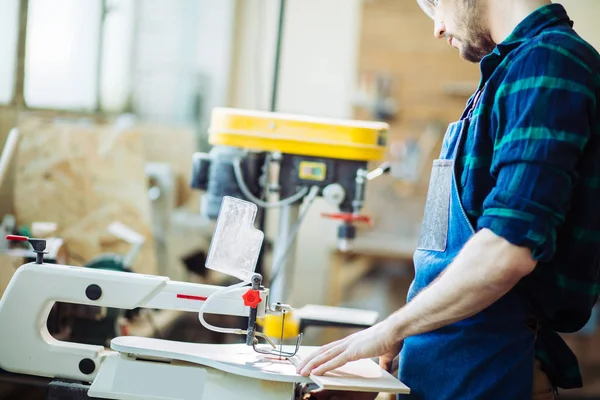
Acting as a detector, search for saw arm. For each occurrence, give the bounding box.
[0,259,269,383]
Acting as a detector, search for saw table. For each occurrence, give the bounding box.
[0,196,410,399]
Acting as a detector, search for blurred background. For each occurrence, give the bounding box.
[0,0,598,399]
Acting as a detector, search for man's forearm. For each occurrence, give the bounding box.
[387,228,536,340]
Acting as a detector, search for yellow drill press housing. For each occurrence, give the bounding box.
[208,107,388,161]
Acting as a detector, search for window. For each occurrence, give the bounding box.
[0,0,19,104]
[24,0,135,111]
[24,0,102,110]
[99,0,135,112]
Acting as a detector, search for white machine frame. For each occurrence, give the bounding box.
[0,260,412,399]
[0,262,276,392]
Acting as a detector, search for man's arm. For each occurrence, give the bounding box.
[298,41,595,376]
[387,228,535,339]
[297,230,536,376]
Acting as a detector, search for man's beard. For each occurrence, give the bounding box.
[461,34,495,62]
[458,5,496,63]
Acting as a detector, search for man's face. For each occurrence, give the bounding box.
[418,0,495,62]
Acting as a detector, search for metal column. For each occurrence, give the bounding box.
[268,204,299,304]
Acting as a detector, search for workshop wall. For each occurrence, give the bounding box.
[352,0,479,246]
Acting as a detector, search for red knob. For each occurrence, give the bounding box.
[321,213,374,227]
[6,235,28,241]
[242,289,262,309]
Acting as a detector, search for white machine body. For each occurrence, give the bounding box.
[0,262,268,383]
[88,352,295,400]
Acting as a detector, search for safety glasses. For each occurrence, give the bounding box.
[416,0,439,20]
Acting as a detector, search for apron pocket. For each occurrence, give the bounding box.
[417,159,453,252]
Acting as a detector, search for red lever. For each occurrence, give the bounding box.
[242,289,262,309]
[5,235,47,264]
[6,235,28,241]
[321,213,374,227]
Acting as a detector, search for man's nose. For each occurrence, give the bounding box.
[434,20,446,38]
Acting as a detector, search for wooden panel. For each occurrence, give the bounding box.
[0,253,22,299]
[13,116,157,274]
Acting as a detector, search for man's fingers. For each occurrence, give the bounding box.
[378,354,399,374]
[379,357,393,372]
[296,340,345,371]
[308,340,341,359]
[299,345,345,376]
[311,353,351,376]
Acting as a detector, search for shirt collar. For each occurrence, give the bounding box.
[478,3,573,84]
[502,3,573,45]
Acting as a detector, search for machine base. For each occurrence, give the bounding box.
[89,352,296,400]
[48,380,101,400]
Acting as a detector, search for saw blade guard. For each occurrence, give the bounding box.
[205,196,264,281]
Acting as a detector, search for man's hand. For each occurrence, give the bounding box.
[296,319,402,377]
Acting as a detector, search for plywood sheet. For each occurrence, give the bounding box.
[0,253,23,299]
[13,117,157,274]
[111,336,410,394]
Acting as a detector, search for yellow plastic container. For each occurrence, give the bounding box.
[259,312,301,341]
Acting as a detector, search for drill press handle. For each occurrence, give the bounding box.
[6,234,48,263]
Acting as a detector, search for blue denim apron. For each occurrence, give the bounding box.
[397,91,536,399]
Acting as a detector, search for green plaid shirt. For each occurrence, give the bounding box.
[456,4,600,389]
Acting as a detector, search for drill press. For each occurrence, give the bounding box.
[190,107,390,304]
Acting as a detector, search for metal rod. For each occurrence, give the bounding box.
[13,0,29,108]
[95,0,108,112]
[279,310,285,360]
[268,204,299,304]
[256,0,287,278]
[245,274,262,346]
[270,0,286,112]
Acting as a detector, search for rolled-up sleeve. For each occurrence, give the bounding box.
[477,44,595,261]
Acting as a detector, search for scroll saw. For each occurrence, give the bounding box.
[190,108,391,306]
[0,197,410,399]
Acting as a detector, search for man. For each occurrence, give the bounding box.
[297,0,600,399]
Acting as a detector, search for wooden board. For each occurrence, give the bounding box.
[0,253,23,299]
[111,336,410,394]
[13,117,157,274]
[291,351,410,394]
